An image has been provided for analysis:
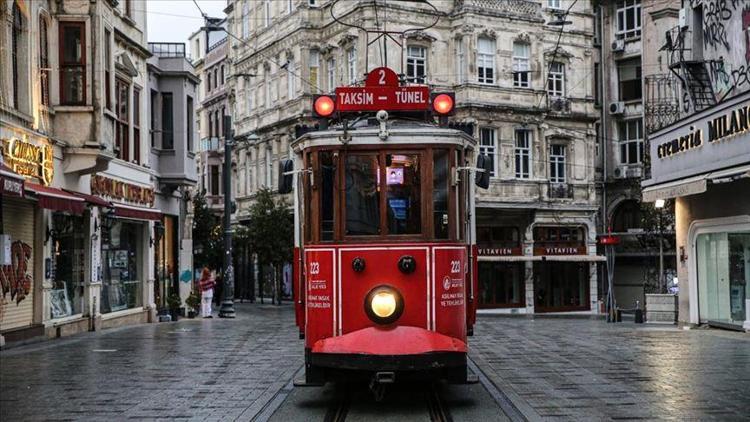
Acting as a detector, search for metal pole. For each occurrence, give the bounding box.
[219,115,236,318]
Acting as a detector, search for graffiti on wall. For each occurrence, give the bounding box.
[0,241,33,306]
[680,0,750,112]
[701,0,734,50]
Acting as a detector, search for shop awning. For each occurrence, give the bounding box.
[478,256,535,262]
[64,190,112,208]
[25,182,86,214]
[539,255,606,262]
[0,162,24,197]
[643,163,750,202]
[478,255,606,262]
[113,203,162,221]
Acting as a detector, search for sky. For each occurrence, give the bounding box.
[146,0,227,47]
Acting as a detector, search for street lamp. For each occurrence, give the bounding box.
[654,199,665,293]
[218,120,259,318]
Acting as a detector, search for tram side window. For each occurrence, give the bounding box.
[320,151,336,241]
[433,149,449,239]
[345,154,381,235]
[386,153,421,234]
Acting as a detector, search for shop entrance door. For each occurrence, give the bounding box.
[534,262,590,312]
[696,231,749,328]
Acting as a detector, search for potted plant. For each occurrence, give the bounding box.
[185,290,200,319]
[167,292,182,321]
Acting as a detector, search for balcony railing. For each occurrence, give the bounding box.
[149,42,188,58]
[548,96,570,113]
[548,183,573,199]
[455,0,542,19]
[200,137,222,152]
[644,74,680,133]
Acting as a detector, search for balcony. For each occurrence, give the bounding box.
[644,74,680,134]
[548,183,573,199]
[454,0,543,21]
[200,137,223,152]
[547,96,570,114]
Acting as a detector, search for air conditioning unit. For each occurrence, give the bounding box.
[609,101,625,114]
[611,39,625,52]
[613,165,628,179]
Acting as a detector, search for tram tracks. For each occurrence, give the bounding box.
[323,383,453,422]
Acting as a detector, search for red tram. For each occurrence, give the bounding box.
[280,67,490,387]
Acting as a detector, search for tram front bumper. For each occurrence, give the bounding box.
[310,326,467,371]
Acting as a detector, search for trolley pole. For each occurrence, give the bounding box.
[219,115,236,318]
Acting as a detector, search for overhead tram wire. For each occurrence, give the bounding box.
[186,1,622,167]
[192,2,324,95]
[537,0,579,110]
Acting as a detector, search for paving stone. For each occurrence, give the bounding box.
[0,303,303,421]
[471,317,750,420]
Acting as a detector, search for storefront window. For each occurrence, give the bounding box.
[101,220,143,313]
[50,214,85,318]
[534,262,589,312]
[696,231,749,324]
[155,217,177,311]
[479,262,524,308]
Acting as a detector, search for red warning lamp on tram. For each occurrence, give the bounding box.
[313,95,336,118]
[431,93,455,116]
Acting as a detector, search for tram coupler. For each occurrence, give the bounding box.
[374,371,396,384]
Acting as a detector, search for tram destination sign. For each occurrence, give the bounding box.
[335,67,430,112]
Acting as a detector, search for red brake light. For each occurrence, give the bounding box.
[432,93,454,115]
[314,95,335,117]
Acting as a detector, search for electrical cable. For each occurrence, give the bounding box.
[536,0,579,110]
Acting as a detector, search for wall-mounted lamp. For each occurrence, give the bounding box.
[654,199,666,209]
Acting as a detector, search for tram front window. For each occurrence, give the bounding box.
[346,154,381,235]
[386,154,421,234]
[321,151,336,241]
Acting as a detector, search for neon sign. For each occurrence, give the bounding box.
[1,138,54,185]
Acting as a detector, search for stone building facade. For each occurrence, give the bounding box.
[596,0,680,311]
[225,0,602,313]
[0,0,196,346]
[190,19,231,215]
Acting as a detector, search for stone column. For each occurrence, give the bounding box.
[744,299,750,331]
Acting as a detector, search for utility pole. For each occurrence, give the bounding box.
[219,114,236,318]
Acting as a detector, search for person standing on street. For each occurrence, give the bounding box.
[199,266,216,318]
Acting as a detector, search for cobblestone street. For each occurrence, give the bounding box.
[1,304,749,421]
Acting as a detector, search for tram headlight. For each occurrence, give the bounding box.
[371,292,396,318]
[364,285,404,325]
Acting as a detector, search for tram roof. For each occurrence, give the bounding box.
[291,119,476,152]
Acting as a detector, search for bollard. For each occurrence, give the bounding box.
[634,309,644,323]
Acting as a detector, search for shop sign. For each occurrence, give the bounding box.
[1,177,24,197]
[534,246,587,256]
[478,247,522,256]
[91,175,155,206]
[656,104,750,160]
[1,138,54,185]
[648,97,750,185]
